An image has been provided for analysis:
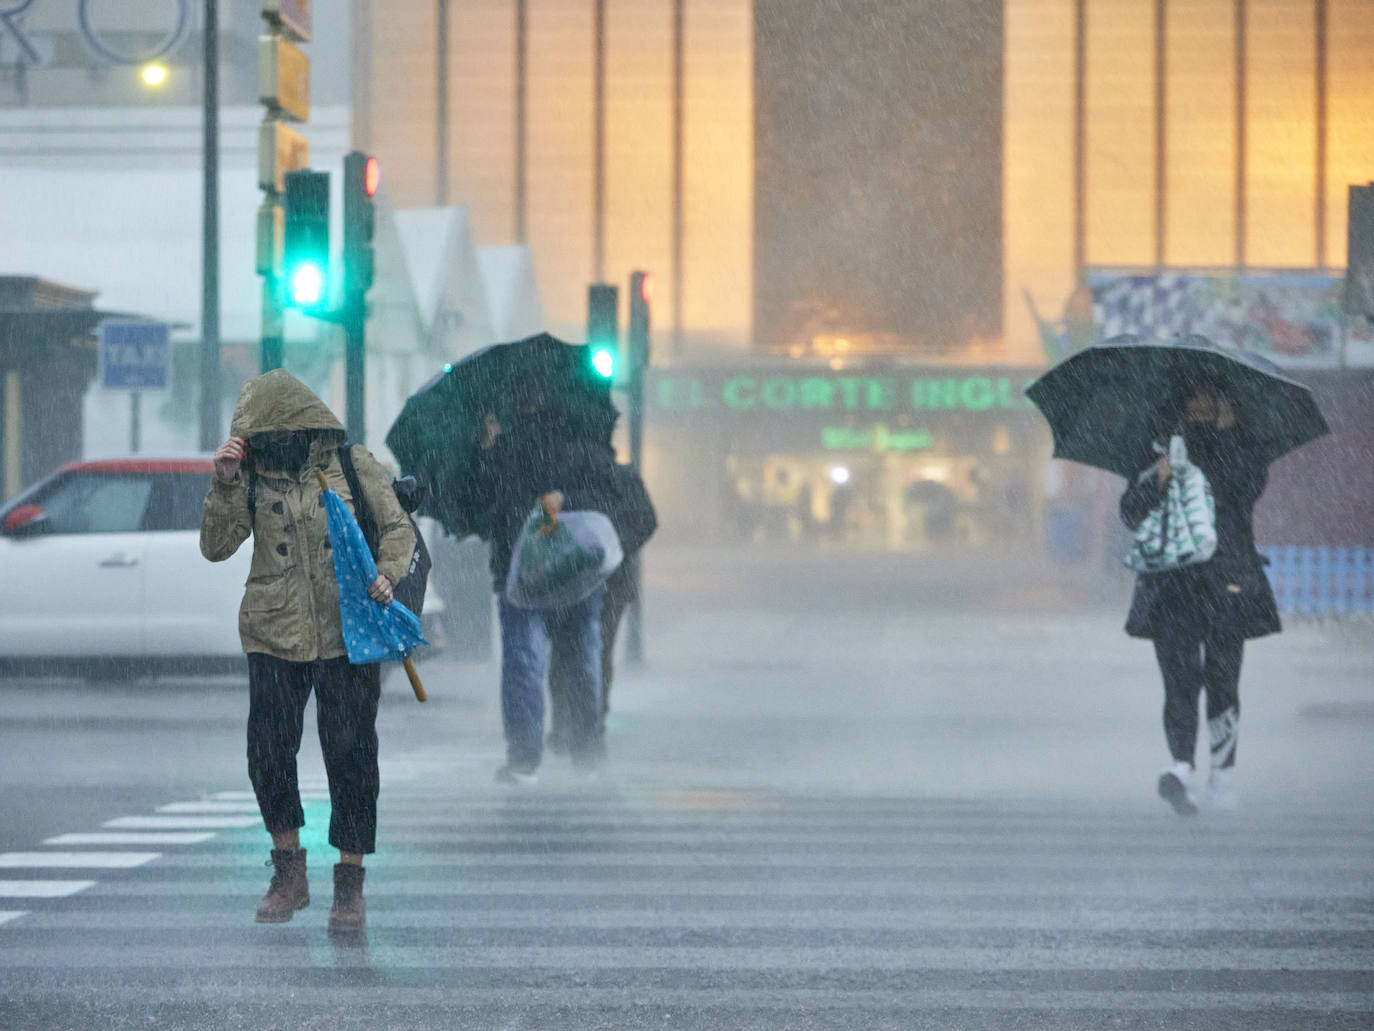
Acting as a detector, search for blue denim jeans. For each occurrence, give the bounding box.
[498,589,604,768]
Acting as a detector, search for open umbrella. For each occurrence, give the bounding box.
[313,470,428,702]
[385,333,618,536]
[1026,334,1330,478]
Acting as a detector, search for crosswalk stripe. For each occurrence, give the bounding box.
[1,943,1367,970]
[12,907,1371,932]
[43,833,216,846]
[0,881,96,898]
[0,911,26,926]
[156,802,262,814]
[103,816,261,830]
[0,853,161,869]
[1,983,1370,1014]
[210,791,329,802]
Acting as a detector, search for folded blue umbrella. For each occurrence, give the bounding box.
[315,471,428,698]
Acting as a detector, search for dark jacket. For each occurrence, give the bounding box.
[1119,425,1281,641]
[465,410,656,590]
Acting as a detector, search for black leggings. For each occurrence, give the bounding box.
[1152,626,1243,770]
[246,654,382,854]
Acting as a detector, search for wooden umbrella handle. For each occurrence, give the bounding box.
[403,656,427,702]
[314,468,330,491]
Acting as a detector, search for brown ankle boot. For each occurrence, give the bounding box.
[255,848,309,923]
[329,863,366,933]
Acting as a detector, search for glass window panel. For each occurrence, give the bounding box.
[1085,0,1156,268]
[1245,0,1317,267]
[35,475,154,535]
[1164,0,1237,267]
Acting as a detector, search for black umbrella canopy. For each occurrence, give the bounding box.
[1026,334,1331,478]
[386,333,619,535]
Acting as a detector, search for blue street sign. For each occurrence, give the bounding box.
[100,322,170,390]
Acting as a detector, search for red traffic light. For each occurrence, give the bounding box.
[638,273,653,304]
[364,157,380,197]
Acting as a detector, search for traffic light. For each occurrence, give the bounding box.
[587,284,619,380]
[282,169,330,310]
[628,270,651,374]
[343,151,379,296]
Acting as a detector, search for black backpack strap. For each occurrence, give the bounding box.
[246,467,256,533]
[337,444,380,559]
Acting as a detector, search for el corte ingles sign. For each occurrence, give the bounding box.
[652,371,1038,416]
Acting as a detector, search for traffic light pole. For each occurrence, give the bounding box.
[624,360,645,667]
[261,276,284,372]
[344,295,366,443]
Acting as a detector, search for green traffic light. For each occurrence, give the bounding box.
[591,346,616,379]
[288,262,326,307]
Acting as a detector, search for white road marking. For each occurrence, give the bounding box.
[0,910,27,926]
[43,833,216,846]
[0,881,96,898]
[0,852,161,869]
[156,802,261,814]
[104,816,260,830]
[210,791,328,802]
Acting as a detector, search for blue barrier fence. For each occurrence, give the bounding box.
[1261,547,1374,618]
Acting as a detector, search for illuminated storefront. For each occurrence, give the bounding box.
[644,365,1051,550]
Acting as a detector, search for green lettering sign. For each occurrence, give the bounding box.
[660,373,1035,415]
[723,377,757,408]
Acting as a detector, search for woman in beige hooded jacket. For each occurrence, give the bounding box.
[201,370,414,932]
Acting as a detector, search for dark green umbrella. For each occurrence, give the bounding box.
[1025,334,1330,478]
[385,333,618,535]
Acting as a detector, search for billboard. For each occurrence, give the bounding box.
[1088,271,1374,368]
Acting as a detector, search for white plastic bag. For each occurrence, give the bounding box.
[505,507,623,610]
[1125,435,1218,575]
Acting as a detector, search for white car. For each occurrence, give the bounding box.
[0,458,442,676]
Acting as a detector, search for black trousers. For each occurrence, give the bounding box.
[246,653,382,854]
[1152,616,1243,771]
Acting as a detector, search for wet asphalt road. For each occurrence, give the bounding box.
[0,546,1371,1029]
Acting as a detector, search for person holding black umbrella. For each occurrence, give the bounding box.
[1119,381,1281,815]
[464,377,625,782]
[1026,334,1329,817]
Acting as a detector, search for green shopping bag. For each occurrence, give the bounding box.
[1125,435,1218,574]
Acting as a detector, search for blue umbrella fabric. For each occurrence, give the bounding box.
[314,471,428,696]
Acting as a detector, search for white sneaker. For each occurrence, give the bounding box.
[1157,761,1199,816]
[1206,767,1238,811]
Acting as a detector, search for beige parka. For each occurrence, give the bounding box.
[200,370,417,663]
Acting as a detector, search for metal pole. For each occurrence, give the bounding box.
[625,361,645,666]
[261,276,284,372]
[345,299,366,444]
[198,0,221,450]
[436,0,449,205]
[131,391,142,454]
